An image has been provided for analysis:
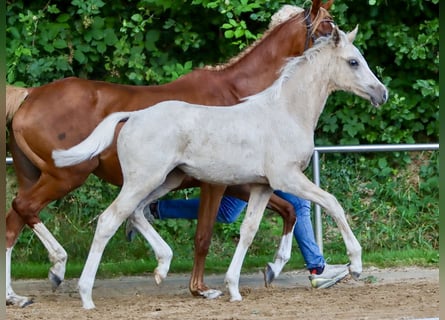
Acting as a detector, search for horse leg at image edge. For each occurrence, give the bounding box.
[6,207,67,307]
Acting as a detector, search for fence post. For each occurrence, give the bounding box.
[311,143,438,252]
[312,150,323,253]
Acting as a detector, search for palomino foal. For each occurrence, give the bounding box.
[53,26,387,309]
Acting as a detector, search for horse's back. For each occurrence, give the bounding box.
[117,100,271,185]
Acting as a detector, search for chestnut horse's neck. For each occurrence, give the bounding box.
[200,14,311,99]
[77,8,332,114]
[200,8,332,100]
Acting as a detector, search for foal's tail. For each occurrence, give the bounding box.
[6,85,29,122]
[52,111,132,167]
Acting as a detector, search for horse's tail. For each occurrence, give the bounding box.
[52,111,132,167]
[6,85,29,122]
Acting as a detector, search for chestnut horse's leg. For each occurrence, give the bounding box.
[6,210,34,307]
[7,182,74,306]
[262,194,296,286]
[225,184,273,301]
[189,182,226,298]
[6,142,95,306]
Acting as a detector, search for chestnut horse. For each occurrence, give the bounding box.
[6,1,334,307]
[52,26,388,308]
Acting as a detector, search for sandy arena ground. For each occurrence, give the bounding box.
[6,266,439,320]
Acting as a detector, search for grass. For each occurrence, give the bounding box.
[11,248,438,280]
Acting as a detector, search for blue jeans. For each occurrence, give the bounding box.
[157,192,325,270]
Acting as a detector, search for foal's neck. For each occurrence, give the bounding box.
[282,52,332,130]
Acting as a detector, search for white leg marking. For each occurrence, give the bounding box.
[6,246,33,307]
[266,231,294,279]
[33,222,68,288]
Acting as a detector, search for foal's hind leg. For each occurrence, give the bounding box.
[78,191,144,309]
[128,169,186,284]
[79,171,184,309]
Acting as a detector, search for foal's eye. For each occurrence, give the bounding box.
[348,59,359,68]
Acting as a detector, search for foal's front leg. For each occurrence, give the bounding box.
[273,171,362,279]
[224,185,296,285]
[225,184,273,301]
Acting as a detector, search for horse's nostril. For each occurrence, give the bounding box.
[383,90,388,103]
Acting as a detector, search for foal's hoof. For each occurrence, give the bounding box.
[6,295,34,308]
[347,264,361,280]
[49,271,63,291]
[20,299,34,308]
[263,263,276,287]
[350,271,361,280]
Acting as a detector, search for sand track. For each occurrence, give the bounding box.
[7,267,439,320]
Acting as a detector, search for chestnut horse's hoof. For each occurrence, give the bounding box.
[263,263,276,287]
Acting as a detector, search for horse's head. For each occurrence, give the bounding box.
[327,26,388,107]
[306,0,335,48]
[267,1,335,52]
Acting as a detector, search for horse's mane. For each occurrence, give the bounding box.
[244,35,332,103]
[205,6,332,72]
[279,36,330,81]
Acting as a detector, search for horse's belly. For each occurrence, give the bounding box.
[179,163,267,185]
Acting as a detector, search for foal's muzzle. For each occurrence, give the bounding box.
[370,85,388,107]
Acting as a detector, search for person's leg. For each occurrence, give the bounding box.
[273,191,349,288]
[157,195,247,223]
[126,195,247,241]
[273,190,324,271]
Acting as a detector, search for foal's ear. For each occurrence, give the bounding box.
[347,25,359,43]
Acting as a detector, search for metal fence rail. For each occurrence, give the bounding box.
[312,143,439,253]
[6,143,439,251]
